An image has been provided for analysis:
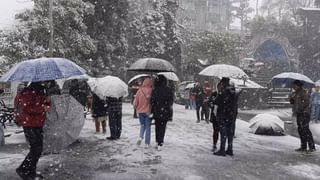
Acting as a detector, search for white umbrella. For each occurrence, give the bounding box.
[185,83,196,89]
[43,94,85,153]
[127,58,176,72]
[199,64,248,79]
[230,78,263,88]
[158,72,179,81]
[249,114,285,136]
[271,72,314,88]
[88,75,128,99]
[127,74,150,85]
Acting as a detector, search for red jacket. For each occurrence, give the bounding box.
[14,88,51,127]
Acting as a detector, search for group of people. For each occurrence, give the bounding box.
[133,75,174,150]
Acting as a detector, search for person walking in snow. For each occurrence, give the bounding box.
[192,82,204,123]
[151,75,174,150]
[213,77,236,156]
[208,88,218,152]
[201,81,211,123]
[15,82,51,180]
[290,80,316,152]
[92,93,108,134]
[106,96,123,140]
[310,85,320,123]
[134,78,153,148]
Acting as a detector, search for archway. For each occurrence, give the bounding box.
[243,34,299,79]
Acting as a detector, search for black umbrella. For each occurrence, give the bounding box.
[127,58,176,72]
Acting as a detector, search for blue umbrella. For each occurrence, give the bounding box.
[0,57,86,82]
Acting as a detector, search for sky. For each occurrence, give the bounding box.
[0,0,258,29]
[0,0,33,29]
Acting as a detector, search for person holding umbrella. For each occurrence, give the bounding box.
[106,96,123,140]
[134,78,153,147]
[15,82,51,179]
[213,77,236,156]
[151,75,174,150]
[290,80,316,152]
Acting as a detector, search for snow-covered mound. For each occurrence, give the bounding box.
[249,113,285,136]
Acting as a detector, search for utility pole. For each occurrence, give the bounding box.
[256,0,259,16]
[49,0,54,57]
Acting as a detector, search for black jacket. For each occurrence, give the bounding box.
[91,94,107,118]
[213,86,236,120]
[192,85,204,105]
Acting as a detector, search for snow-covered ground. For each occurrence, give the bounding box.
[1,103,320,180]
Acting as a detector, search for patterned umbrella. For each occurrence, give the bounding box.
[0,57,86,82]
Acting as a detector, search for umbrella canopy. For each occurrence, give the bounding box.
[127,74,151,85]
[88,75,128,99]
[199,64,248,79]
[249,113,285,136]
[271,72,314,88]
[185,82,196,89]
[43,94,85,153]
[158,72,179,81]
[127,58,176,72]
[0,57,86,82]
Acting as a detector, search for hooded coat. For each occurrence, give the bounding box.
[151,75,174,121]
[134,78,153,114]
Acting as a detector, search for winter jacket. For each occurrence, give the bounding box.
[213,85,236,121]
[91,93,107,118]
[290,88,310,114]
[14,87,51,128]
[151,78,174,121]
[192,85,204,105]
[106,97,122,113]
[310,91,320,105]
[134,78,153,114]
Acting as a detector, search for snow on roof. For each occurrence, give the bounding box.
[299,7,320,11]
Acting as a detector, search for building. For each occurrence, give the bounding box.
[177,0,228,31]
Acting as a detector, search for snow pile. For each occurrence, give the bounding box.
[283,163,320,180]
[249,113,285,135]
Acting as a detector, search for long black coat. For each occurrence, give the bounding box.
[151,85,174,121]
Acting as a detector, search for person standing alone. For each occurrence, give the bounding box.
[15,82,51,179]
[290,80,316,152]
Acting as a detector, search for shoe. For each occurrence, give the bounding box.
[94,131,100,134]
[295,147,307,152]
[145,144,150,149]
[106,137,116,140]
[308,148,316,153]
[211,146,217,152]
[196,120,200,123]
[205,119,209,124]
[213,150,226,156]
[16,168,33,180]
[226,150,234,156]
[157,145,162,151]
[137,138,142,145]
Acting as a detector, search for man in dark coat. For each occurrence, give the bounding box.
[106,97,123,140]
[192,82,204,123]
[290,80,316,152]
[151,75,174,150]
[15,82,51,179]
[213,77,236,156]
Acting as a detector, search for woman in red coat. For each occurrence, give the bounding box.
[15,82,51,180]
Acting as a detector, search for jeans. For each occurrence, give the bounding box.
[296,113,315,149]
[189,99,196,110]
[310,104,320,123]
[218,118,235,153]
[139,113,152,145]
[109,111,122,138]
